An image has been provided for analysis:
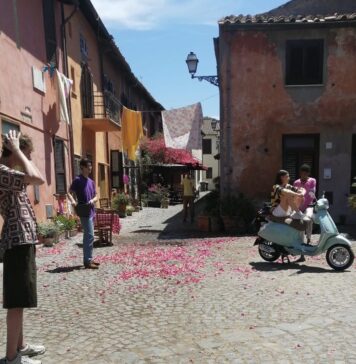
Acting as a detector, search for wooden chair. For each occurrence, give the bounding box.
[99,198,111,209]
[94,208,114,246]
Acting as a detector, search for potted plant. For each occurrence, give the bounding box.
[112,192,130,217]
[147,184,170,208]
[54,215,78,238]
[37,221,61,247]
[349,194,356,210]
[126,205,135,216]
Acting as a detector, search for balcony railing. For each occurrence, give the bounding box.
[94,90,121,125]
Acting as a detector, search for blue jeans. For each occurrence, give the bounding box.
[80,216,94,265]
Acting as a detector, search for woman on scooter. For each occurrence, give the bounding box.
[271,169,305,219]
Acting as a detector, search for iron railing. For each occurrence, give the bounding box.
[85,90,121,125]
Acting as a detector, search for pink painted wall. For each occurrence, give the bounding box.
[0,0,71,221]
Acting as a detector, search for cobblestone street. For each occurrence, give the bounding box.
[1,205,356,363]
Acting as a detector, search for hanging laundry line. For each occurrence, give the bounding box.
[109,92,219,114]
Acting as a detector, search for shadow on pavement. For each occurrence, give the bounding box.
[250,261,348,274]
[157,193,233,240]
[46,265,83,273]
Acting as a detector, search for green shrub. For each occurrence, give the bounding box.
[37,221,61,238]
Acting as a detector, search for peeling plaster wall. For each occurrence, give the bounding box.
[219,26,356,222]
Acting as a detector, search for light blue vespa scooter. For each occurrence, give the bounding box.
[254,195,354,271]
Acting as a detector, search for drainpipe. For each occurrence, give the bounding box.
[60,1,78,181]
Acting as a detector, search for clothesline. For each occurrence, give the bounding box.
[122,93,219,114]
[42,63,218,115]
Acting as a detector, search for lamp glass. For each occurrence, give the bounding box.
[186,52,199,74]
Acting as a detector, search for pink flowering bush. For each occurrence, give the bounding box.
[141,136,201,167]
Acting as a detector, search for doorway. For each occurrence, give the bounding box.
[282,134,320,183]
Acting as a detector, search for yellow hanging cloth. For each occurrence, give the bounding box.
[121,106,144,161]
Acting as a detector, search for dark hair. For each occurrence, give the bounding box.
[79,158,92,168]
[274,169,289,185]
[300,164,311,173]
[1,134,34,158]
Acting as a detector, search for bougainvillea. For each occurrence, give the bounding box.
[141,136,203,168]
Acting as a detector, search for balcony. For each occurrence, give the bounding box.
[82,90,121,132]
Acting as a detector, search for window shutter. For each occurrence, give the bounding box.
[54,139,66,194]
[111,151,123,188]
[42,0,57,65]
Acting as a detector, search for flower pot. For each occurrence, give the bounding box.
[69,229,78,237]
[42,236,57,247]
[161,199,169,208]
[197,216,211,232]
[118,203,127,218]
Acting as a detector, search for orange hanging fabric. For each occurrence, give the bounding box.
[121,106,143,161]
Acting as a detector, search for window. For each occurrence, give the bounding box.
[203,139,212,154]
[206,167,213,179]
[73,155,81,177]
[351,135,356,194]
[80,34,88,62]
[54,139,66,194]
[81,64,93,118]
[286,39,324,85]
[216,138,220,151]
[111,150,123,189]
[1,120,20,135]
[42,0,57,65]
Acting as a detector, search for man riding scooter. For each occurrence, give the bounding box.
[293,164,317,245]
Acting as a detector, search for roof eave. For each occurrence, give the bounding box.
[219,19,356,31]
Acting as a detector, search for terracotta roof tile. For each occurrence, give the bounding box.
[219,13,356,26]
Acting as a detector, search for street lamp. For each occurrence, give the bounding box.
[185,52,219,87]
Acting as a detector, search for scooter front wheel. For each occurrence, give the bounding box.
[258,240,281,262]
[326,244,354,271]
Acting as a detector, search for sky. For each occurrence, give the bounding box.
[91,0,287,119]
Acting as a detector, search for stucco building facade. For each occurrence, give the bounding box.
[0,0,163,223]
[63,0,163,200]
[0,0,71,221]
[217,0,356,223]
[201,117,220,190]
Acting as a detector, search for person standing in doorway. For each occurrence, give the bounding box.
[181,172,195,223]
[68,158,99,269]
[1,131,46,364]
[294,164,317,244]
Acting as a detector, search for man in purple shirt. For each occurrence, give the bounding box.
[294,164,317,245]
[68,159,99,269]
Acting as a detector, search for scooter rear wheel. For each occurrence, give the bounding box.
[258,240,281,262]
[326,244,354,271]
